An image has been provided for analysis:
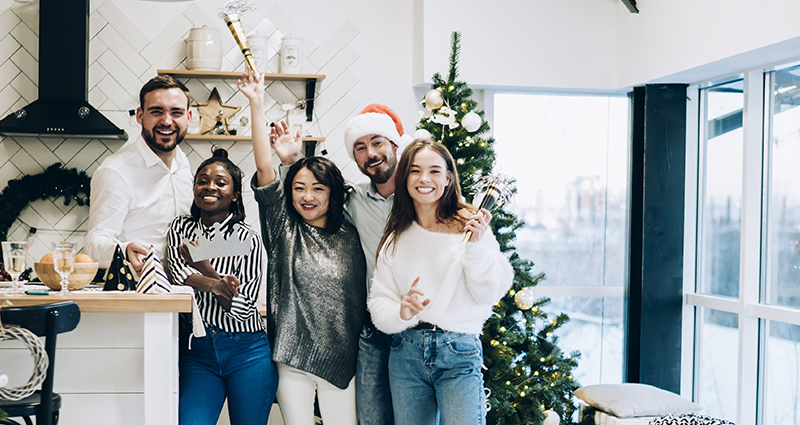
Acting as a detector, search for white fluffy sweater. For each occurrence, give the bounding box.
[368,221,514,335]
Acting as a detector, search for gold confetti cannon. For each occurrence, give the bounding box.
[220,2,259,74]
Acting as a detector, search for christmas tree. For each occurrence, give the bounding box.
[416,32,581,425]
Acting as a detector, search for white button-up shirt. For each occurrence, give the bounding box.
[86,136,193,268]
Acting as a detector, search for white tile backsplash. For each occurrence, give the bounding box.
[10,16,37,58]
[10,45,36,85]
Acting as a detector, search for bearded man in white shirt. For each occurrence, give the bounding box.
[86,75,194,276]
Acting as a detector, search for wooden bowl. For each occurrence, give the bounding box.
[34,262,99,291]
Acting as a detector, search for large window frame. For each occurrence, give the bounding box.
[685,68,800,425]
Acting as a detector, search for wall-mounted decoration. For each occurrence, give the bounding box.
[193,88,241,135]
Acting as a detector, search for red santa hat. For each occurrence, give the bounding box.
[343,104,413,161]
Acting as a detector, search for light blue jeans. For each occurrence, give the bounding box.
[388,328,486,425]
[179,326,279,425]
[356,323,394,425]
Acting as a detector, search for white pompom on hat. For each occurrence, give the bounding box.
[343,104,413,161]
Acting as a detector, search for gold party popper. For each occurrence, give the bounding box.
[222,13,259,75]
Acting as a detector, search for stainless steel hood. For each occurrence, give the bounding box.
[0,0,128,140]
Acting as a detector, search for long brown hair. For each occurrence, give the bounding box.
[377,139,473,259]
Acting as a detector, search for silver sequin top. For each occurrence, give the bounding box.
[252,176,367,390]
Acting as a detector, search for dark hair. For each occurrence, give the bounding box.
[284,157,351,234]
[139,75,191,109]
[378,139,472,257]
[190,148,245,228]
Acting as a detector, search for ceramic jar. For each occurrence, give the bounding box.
[280,36,302,74]
[187,26,223,71]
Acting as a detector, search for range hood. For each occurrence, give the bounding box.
[0,0,128,140]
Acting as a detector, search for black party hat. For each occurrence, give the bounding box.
[103,244,137,291]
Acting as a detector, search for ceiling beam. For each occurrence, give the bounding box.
[621,0,639,13]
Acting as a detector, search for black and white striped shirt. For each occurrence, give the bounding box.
[167,214,264,333]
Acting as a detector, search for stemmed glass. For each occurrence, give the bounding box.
[51,241,76,295]
[2,241,29,295]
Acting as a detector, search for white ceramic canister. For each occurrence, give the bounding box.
[187,26,223,71]
[246,31,270,73]
[280,36,302,74]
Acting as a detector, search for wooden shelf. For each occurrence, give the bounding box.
[158,69,324,152]
[185,134,324,143]
[157,69,325,82]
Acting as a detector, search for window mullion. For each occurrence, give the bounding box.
[737,69,765,425]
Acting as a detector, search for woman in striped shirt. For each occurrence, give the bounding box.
[167,148,278,425]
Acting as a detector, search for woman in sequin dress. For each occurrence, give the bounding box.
[239,68,367,425]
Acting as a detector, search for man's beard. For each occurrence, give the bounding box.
[359,153,397,185]
[143,125,184,152]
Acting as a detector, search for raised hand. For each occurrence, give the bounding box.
[270,120,303,165]
[400,277,431,320]
[237,66,264,104]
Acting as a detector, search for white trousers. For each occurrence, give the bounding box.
[275,363,357,425]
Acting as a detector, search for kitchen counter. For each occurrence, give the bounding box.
[0,289,192,425]
[0,290,192,312]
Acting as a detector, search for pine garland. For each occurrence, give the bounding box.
[0,163,91,269]
[416,32,581,424]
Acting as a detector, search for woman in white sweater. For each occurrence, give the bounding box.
[368,139,513,425]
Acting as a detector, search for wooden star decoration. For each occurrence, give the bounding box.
[193,87,241,135]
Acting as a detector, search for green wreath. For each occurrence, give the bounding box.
[0,163,91,268]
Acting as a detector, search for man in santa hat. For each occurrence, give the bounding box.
[271,103,412,425]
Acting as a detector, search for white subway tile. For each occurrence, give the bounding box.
[97,50,142,101]
[10,46,37,86]
[54,139,89,165]
[10,18,36,59]
[308,21,358,71]
[98,26,149,77]
[10,72,36,103]
[19,137,59,169]
[97,1,149,52]
[141,15,192,65]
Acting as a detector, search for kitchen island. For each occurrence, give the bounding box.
[0,290,192,425]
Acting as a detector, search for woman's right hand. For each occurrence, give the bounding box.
[400,277,430,320]
[237,66,264,104]
[211,275,240,301]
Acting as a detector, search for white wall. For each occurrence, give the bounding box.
[416,0,619,91]
[615,0,800,86]
[416,0,800,90]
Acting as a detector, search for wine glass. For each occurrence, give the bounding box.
[51,241,76,295]
[2,241,29,295]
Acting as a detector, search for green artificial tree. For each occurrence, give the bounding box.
[416,32,581,425]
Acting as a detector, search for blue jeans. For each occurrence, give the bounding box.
[179,327,279,425]
[356,323,394,425]
[388,328,486,425]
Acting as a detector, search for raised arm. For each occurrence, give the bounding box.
[238,68,302,187]
[238,68,273,187]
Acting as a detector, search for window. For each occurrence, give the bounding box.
[687,65,800,425]
[697,79,743,299]
[493,93,629,385]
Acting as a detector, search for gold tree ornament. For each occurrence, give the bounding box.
[193,88,241,135]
